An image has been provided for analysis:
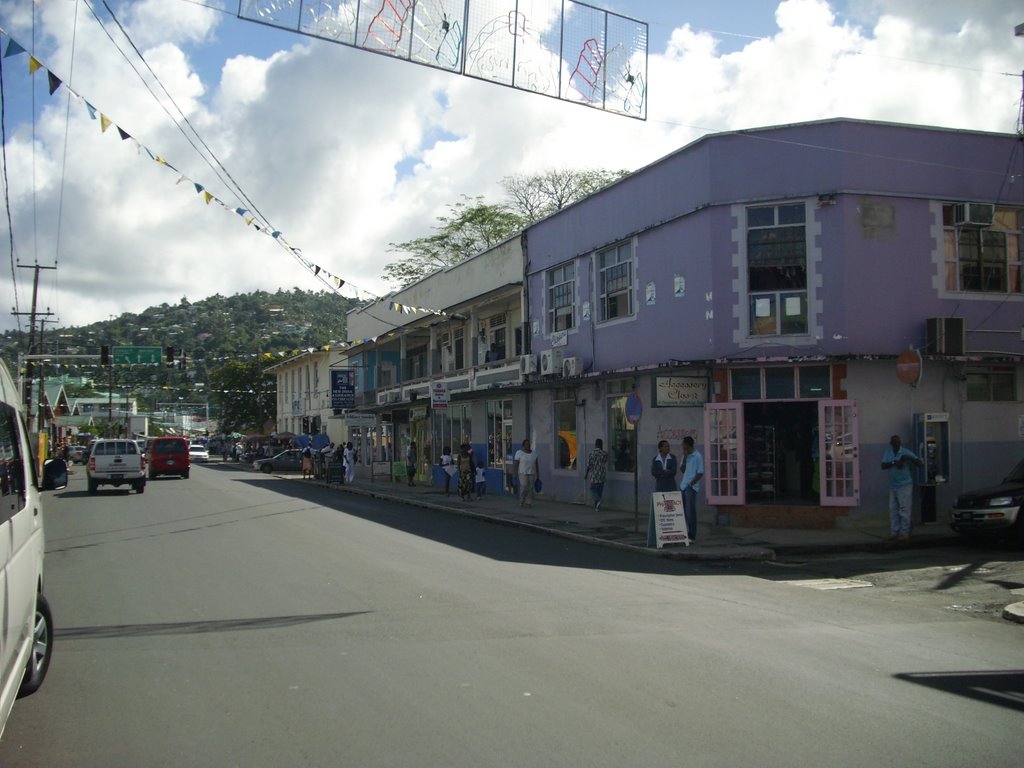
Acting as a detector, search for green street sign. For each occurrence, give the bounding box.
[112,346,163,365]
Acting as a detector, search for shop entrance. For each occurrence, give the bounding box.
[744,401,819,504]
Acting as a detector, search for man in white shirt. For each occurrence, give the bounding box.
[513,438,539,507]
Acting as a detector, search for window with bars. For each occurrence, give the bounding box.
[547,263,575,332]
[964,366,1017,402]
[598,242,634,322]
[747,203,807,335]
[943,205,1022,294]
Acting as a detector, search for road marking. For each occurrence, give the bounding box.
[779,578,874,590]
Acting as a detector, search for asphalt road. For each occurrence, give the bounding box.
[1,463,1021,767]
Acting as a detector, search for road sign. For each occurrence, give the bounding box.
[112,346,163,365]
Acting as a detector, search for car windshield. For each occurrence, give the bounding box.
[1005,458,1024,483]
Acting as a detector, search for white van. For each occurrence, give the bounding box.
[0,360,66,736]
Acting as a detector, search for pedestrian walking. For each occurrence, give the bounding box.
[474,464,486,499]
[881,434,923,541]
[679,436,704,543]
[344,442,356,483]
[301,444,313,479]
[406,441,417,486]
[457,443,475,500]
[440,446,456,495]
[513,438,539,507]
[585,438,609,511]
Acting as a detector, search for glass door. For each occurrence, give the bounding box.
[704,403,744,505]
[818,400,860,506]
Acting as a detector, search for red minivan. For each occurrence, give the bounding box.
[147,437,190,479]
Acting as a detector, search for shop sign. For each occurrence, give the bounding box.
[653,376,707,407]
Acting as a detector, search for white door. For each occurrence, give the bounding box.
[704,403,745,505]
[818,399,860,506]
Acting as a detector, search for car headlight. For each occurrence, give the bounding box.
[987,496,1021,507]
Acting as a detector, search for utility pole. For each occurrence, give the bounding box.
[12,263,56,432]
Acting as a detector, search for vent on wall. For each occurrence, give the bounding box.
[926,317,965,356]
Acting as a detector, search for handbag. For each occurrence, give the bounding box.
[533,478,542,493]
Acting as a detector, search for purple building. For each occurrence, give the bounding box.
[524,118,1023,530]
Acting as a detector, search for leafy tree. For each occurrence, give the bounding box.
[380,169,630,288]
[209,358,277,434]
[501,167,630,221]
[382,196,523,288]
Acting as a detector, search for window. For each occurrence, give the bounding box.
[453,327,465,370]
[944,205,1021,294]
[547,263,575,332]
[607,380,636,472]
[731,366,832,400]
[965,366,1016,402]
[598,242,634,322]
[747,203,807,335]
[0,402,27,514]
[486,399,512,468]
[554,389,577,470]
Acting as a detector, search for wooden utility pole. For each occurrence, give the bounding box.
[12,264,56,432]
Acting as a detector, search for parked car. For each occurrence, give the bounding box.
[253,449,304,474]
[189,443,210,463]
[87,439,146,494]
[147,436,190,479]
[950,458,1024,545]
[0,360,66,736]
[68,444,88,464]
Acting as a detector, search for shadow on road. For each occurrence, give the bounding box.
[895,670,1024,713]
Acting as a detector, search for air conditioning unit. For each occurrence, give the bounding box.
[520,354,537,375]
[952,202,994,228]
[539,349,564,376]
[926,317,965,356]
[562,356,583,377]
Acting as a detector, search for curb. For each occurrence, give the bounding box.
[314,479,777,562]
[1003,602,1024,624]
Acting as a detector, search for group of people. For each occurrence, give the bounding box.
[301,441,357,483]
[439,443,487,500]
[581,437,705,542]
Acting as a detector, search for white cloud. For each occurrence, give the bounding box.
[1,0,1021,334]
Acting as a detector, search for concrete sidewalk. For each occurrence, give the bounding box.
[310,472,960,561]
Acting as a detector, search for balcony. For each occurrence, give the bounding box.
[374,356,524,406]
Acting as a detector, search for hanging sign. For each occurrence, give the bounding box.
[331,370,355,409]
[431,381,450,409]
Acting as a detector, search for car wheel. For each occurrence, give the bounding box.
[87,478,97,494]
[183,470,190,479]
[17,593,53,698]
[135,481,145,494]
[261,464,272,474]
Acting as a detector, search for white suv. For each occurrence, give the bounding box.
[0,360,67,736]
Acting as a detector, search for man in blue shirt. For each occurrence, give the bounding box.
[881,435,922,541]
[679,436,704,543]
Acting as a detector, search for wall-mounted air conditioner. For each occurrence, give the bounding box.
[539,349,564,376]
[520,354,537,375]
[953,202,994,228]
[562,356,583,377]
[926,317,965,356]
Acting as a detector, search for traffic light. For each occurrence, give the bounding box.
[302,416,310,434]
[165,346,176,363]
[100,346,109,365]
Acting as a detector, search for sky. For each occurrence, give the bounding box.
[0,0,1021,338]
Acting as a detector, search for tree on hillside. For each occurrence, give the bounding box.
[209,358,277,434]
[380,168,630,289]
[381,196,523,289]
